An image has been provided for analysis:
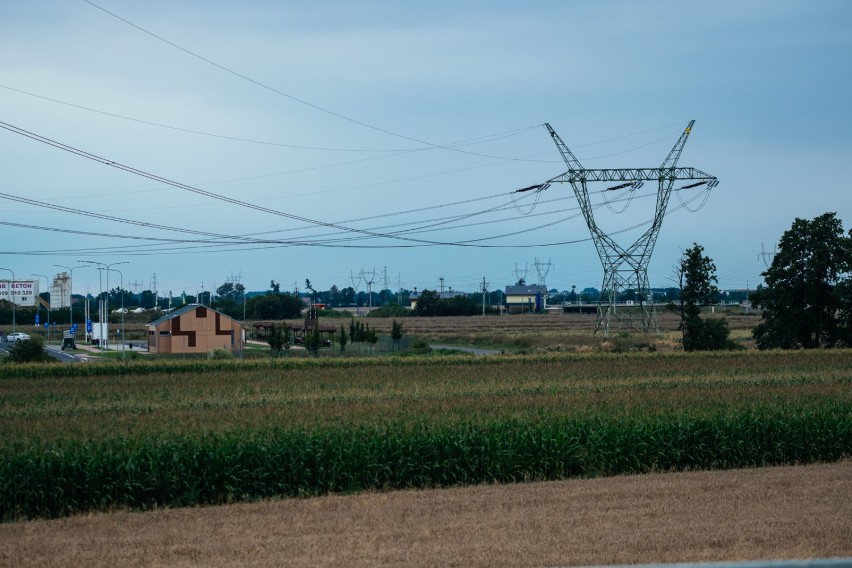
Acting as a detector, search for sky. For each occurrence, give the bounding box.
[1,1,851,299]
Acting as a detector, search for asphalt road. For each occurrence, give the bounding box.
[44,345,82,363]
[0,340,83,363]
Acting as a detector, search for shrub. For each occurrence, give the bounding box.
[7,337,53,363]
[207,349,234,360]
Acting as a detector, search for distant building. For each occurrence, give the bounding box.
[504,285,548,314]
[147,304,243,354]
[408,290,465,310]
[50,272,72,310]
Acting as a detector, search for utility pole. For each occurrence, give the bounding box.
[55,264,87,329]
[150,273,158,308]
[0,268,15,335]
[438,276,445,294]
[481,277,488,316]
[80,260,128,351]
[32,273,50,342]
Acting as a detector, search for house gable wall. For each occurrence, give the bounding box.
[147,306,242,354]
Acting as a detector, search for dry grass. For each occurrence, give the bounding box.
[1,461,848,567]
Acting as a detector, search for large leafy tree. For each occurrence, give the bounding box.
[411,289,441,316]
[752,212,852,349]
[673,243,734,351]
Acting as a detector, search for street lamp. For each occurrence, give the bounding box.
[80,260,127,351]
[102,266,126,360]
[54,264,87,331]
[32,274,50,342]
[0,267,16,335]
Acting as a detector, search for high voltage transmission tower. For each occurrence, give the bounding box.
[512,262,529,285]
[758,243,776,269]
[382,267,390,306]
[350,271,363,315]
[533,257,553,289]
[541,120,718,335]
[360,268,376,309]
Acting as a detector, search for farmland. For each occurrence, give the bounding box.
[1,346,850,522]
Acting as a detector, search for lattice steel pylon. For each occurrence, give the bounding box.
[544,121,717,335]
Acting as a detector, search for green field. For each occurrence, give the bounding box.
[1,349,850,522]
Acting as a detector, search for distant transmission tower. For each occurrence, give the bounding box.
[381,266,390,306]
[543,121,718,335]
[758,243,776,269]
[512,262,529,285]
[533,257,553,289]
[350,271,363,315]
[360,268,377,309]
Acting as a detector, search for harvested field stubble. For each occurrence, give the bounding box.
[0,349,850,521]
[0,462,849,567]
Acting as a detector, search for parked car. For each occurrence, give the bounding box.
[6,332,31,343]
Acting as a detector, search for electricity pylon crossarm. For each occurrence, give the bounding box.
[543,121,717,335]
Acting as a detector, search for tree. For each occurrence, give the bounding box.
[391,319,405,351]
[366,326,378,354]
[267,325,284,357]
[216,281,245,302]
[305,326,321,357]
[338,323,348,352]
[752,213,852,349]
[411,289,441,316]
[673,244,734,351]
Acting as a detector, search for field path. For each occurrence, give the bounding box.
[1,462,849,567]
[429,343,501,355]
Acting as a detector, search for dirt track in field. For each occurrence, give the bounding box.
[1,462,849,567]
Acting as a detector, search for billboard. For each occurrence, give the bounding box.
[0,279,39,307]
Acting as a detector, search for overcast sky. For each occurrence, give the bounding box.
[1,1,850,298]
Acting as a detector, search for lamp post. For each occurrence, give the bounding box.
[54,264,87,331]
[102,266,126,360]
[32,274,50,342]
[80,260,127,351]
[0,267,16,335]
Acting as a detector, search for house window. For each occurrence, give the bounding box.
[196,306,207,318]
[160,331,171,336]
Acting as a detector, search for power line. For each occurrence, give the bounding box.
[0,84,415,152]
[0,120,504,247]
[0,187,682,257]
[81,0,550,162]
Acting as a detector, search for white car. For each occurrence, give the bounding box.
[6,332,31,342]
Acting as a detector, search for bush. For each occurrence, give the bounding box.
[684,318,742,351]
[367,304,410,318]
[207,349,234,360]
[7,337,54,363]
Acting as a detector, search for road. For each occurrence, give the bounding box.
[44,345,84,363]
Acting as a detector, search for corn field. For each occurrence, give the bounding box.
[1,349,850,521]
